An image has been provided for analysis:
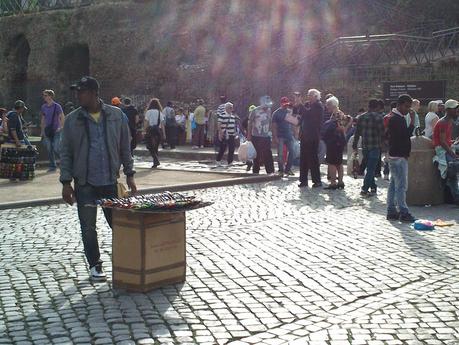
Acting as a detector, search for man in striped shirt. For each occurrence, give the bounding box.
[216,95,227,122]
[216,102,237,165]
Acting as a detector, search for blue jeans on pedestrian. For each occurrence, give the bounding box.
[362,148,380,192]
[446,153,459,202]
[75,183,117,268]
[277,137,295,173]
[387,158,409,215]
[43,132,61,169]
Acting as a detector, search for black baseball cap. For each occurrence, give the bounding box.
[14,100,27,110]
[70,76,99,92]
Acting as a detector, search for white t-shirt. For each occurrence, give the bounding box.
[424,111,439,138]
[145,109,164,127]
[175,114,186,125]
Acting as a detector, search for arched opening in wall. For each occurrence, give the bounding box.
[7,34,30,103]
[57,43,90,102]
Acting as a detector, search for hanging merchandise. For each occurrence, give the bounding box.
[0,145,37,180]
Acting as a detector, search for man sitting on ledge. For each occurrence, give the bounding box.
[432,99,459,203]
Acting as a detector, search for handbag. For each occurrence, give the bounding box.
[44,104,58,138]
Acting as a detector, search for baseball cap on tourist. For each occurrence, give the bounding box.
[436,100,444,105]
[70,76,100,92]
[248,105,256,112]
[280,97,290,106]
[293,91,301,96]
[14,100,27,110]
[445,99,459,109]
[111,97,121,106]
[260,95,273,107]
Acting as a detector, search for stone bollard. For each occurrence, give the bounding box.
[407,135,444,206]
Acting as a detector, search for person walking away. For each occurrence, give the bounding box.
[247,96,275,174]
[40,90,65,172]
[298,89,323,188]
[322,96,349,189]
[386,94,416,222]
[163,101,177,149]
[272,96,296,177]
[175,108,186,145]
[122,98,139,154]
[216,102,237,165]
[424,100,440,139]
[432,99,459,203]
[353,99,385,196]
[144,98,165,168]
[7,100,30,147]
[60,76,137,280]
[192,99,206,148]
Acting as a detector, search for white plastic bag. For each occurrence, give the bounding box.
[238,141,249,162]
[293,140,301,159]
[238,140,257,162]
[247,141,257,160]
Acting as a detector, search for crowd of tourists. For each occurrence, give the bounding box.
[1,75,459,280]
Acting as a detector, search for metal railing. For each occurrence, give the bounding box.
[0,0,93,16]
[303,26,459,76]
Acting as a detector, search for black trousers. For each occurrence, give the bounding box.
[145,126,161,166]
[252,136,274,174]
[130,129,137,155]
[216,135,235,164]
[75,183,117,268]
[299,140,321,184]
[165,125,177,149]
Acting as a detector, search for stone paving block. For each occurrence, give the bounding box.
[2,175,459,344]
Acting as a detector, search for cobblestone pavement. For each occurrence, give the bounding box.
[134,156,252,174]
[1,172,459,344]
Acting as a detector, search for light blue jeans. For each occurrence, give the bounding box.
[42,131,61,169]
[387,158,410,215]
[277,137,295,173]
[362,148,380,192]
[446,153,459,202]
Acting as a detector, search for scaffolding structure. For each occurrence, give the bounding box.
[308,27,459,76]
[0,0,93,16]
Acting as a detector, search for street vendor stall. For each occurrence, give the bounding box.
[95,192,211,292]
[0,143,37,180]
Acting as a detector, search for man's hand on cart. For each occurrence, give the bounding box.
[127,176,137,195]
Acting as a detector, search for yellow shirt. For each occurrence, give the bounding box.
[193,105,206,125]
[90,111,101,123]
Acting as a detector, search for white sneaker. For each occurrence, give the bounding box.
[90,263,106,281]
[215,160,222,166]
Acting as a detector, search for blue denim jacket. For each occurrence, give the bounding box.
[60,102,135,186]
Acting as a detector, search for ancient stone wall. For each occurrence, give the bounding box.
[0,0,457,122]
